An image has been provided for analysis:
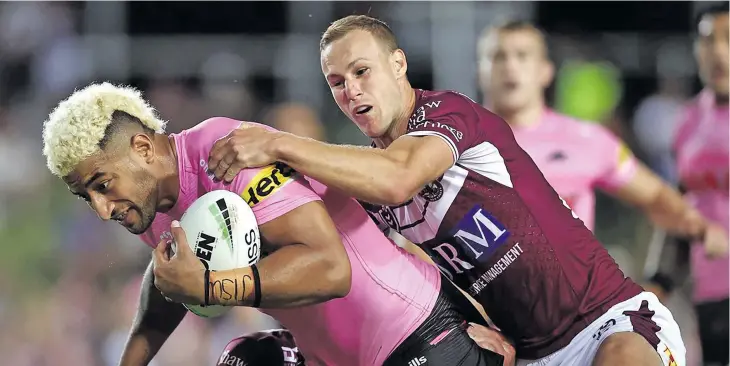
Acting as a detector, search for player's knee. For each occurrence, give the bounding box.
[594,332,663,366]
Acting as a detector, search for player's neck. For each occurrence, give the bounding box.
[495,102,545,128]
[155,134,180,213]
[374,85,416,148]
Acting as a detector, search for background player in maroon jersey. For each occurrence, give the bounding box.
[216,329,304,366]
[206,14,688,366]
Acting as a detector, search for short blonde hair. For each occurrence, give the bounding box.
[42,82,167,177]
[320,15,398,52]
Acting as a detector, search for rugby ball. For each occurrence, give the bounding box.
[177,190,262,318]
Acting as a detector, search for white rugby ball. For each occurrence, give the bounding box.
[176,190,262,318]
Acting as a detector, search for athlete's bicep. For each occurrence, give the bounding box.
[249,198,352,303]
[257,200,344,253]
[224,164,352,303]
[225,163,341,252]
[385,135,455,198]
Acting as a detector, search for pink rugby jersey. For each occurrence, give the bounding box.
[140,117,441,366]
[510,109,639,231]
[673,89,729,303]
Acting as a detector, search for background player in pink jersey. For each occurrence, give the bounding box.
[672,4,729,365]
[41,83,506,366]
[207,14,687,366]
[474,20,727,252]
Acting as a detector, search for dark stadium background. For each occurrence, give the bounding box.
[0,2,705,123]
[121,1,704,109]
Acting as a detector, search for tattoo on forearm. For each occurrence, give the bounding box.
[210,278,237,303]
[209,270,254,306]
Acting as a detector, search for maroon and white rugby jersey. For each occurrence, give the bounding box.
[216,329,304,366]
[361,89,644,359]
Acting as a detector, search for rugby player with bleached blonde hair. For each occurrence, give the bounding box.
[44,83,169,234]
[43,82,507,366]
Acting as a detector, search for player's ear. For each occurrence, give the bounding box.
[391,49,408,79]
[131,133,156,164]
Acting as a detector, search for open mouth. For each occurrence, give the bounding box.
[355,105,373,115]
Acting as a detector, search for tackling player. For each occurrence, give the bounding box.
[207,15,694,366]
[474,20,727,251]
[216,329,304,366]
[673,4,729,365]
[41,83,506,366]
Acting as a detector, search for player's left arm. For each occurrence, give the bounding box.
[153,199,352,309]
[598,142,712,242]
[273,134,454,206]
[613,163,710,238]
[592,128,714,240]
[205,199,352,308]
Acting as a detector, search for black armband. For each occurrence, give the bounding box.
[251,264,262,308]
[204,269,211,306]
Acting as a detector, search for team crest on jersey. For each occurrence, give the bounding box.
[451,205,510,263]
[419,180,444,202]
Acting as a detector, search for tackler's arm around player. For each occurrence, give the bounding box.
[119,260,188,366]
[208,123,454,206]
[152,201,352,308]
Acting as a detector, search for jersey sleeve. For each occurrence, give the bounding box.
[593,126,639,191]
[228,162,322,225]
[405,92,482,162]
[186,117,322,226]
